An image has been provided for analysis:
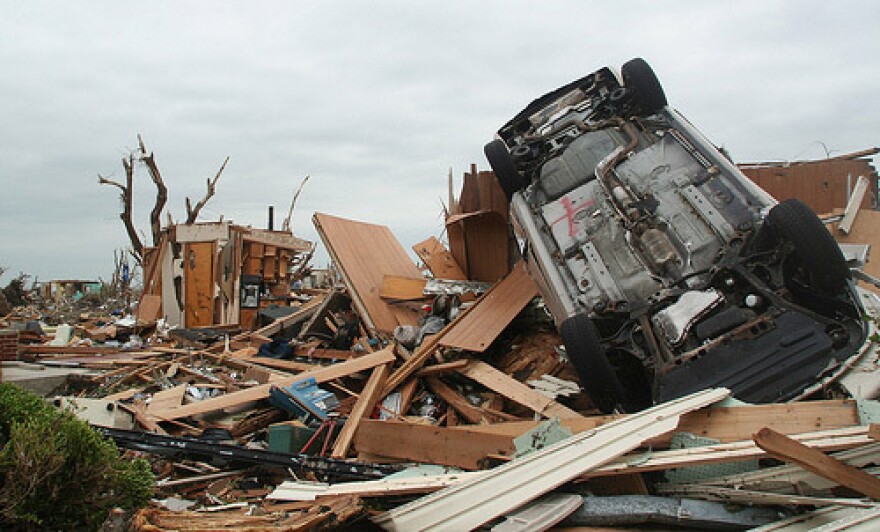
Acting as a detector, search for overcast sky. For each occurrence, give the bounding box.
[1,1,878,284]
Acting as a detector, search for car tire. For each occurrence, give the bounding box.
[768,198,850,293]
[560,313,628,413]
[621,58,667,114]
[484,139,526,200]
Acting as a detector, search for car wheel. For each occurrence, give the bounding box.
[560,313,628,413]
[768,198,850,293]
[484,139,526,200]
[621,58,667,114]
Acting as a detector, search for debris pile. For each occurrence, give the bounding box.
[2,160,880,530]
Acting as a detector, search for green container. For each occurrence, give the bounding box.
[268,421,317,454]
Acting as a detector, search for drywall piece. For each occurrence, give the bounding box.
[655,484,875,508]
[839,175,870,235]
[313,212,421,334]
[750,505,880,531]
[266,481,330,502]
[587,425,874,479]
[690,442,880,495]
[152,347,396,420]
[753,427,880,500]
[373,388,729,531]
[491,492,583,532]
[457,359,581,419]
[53,396,135,430]
[439,262,538,352]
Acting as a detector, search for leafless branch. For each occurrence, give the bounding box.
[185,157,229,224]
[98,154,145,263]
[137,134,168,246]
[282,174,310,232]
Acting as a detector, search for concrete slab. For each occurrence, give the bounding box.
[1,361,97,396]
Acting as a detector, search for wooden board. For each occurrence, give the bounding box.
[379,275,428,301]
[456,359,582,419]
[450,399,861,447]
[331,364,390,458]
[753,427,880,500]
[151,348,396,420]
[313,213,421,334]
[439,262,538,352]
[136,294,162,323]
[353,419,514,470]
[412,236,467,280]
[184,241,216,327]
[446,211,509,283]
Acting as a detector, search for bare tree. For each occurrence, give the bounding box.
[99,135,228,263]
[282,174,310,232]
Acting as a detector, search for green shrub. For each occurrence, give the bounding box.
[0,383,155,530]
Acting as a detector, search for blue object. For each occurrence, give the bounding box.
[268,377,339,424]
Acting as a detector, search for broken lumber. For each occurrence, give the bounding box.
[152,347,396,420]
[438,261,538,352]
[753,426,880,500]
[456,359,582,420]
[331,363,390,458]
[373,388,729,531]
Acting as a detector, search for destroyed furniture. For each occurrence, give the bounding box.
[484,57,867,413]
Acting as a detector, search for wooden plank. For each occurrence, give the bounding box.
[839,175,870,234]
[136,294,163,323]
[439,262,538,352]
[753,426,880,500]
[379,275,428,301]
[244,294,326,339]
[446,211,510,283]
[331,364,390,458]
[147,384,187,414]
[425,377,492,425]
[456,360,582,420]
[152,348,396,420]
[412,236,467,280]
[184,241,216,327]
[313,212,421,334]
[586,425,873,479]
[450,399,861,447]
[353,419,515,470]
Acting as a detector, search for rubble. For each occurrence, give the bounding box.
[3,73,880,532]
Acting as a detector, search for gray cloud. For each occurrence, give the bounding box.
[1,1,878,282]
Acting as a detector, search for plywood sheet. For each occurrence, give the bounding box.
[439,261,538,352]
[446,211,509,283]
[313,213,421,334]
[412,236,467,280]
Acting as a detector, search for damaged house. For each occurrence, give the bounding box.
[138,221,314,329]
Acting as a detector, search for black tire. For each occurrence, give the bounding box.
[560,313,628,413]
[621,58,667,114]
[768,198,850,293]
[484,139,526,200]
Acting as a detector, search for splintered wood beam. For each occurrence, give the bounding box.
[425,376,492,425]
[753,426,880,500]
[331,363,390,459]
[152,347,396,420]
[456,359,583,420]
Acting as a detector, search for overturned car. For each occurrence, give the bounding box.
[485,58,866,413]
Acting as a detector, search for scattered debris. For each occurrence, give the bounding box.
[3,62,880,531]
